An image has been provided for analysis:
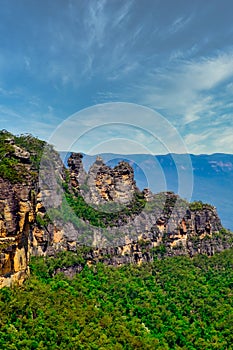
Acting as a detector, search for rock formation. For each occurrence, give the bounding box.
[67,152,87,192]
[70,153,138,207]
[0,130,233,287]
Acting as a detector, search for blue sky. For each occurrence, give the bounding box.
[0,0,233,154]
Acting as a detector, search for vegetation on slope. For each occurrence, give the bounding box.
[1,250,233,349]
[0,130,45,183]
[189,200,215,211]
[64,190,146,228]
[14,133,46,171]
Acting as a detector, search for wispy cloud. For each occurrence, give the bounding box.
[1,1,233,154]
[120,51,233,153]
[137,52,233,121]
[112,0,134,28]
[168,15,193,34]
[184,125,233,154]
[0,103,61,140]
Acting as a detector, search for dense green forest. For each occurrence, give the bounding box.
[1,250,233,349]
[1,130,233,349]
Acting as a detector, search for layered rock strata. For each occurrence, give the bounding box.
[0,134,232,287]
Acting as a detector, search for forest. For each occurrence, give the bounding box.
[1,249,233,349]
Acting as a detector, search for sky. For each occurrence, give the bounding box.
[0,0,233,154]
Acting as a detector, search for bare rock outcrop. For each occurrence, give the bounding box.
[76,155,138,206]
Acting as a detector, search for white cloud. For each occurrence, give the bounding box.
[112,0,134,28]
[138,52,233,125]
[168,15,192,34]
[184,126,233,154]
[126,51,233,154]
[183,54,233,90]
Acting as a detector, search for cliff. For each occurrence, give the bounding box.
[0,131,64,287]
[0,130,233,287]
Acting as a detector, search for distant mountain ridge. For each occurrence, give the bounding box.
[60,152,233,230]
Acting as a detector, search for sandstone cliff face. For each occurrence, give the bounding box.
[38,153,230,260]
[0,177,31,287]
[0,134,232,287]
[69,153,138,207]
[0,135,33,287]
[0,134,62,287]
[81,196,227,267]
